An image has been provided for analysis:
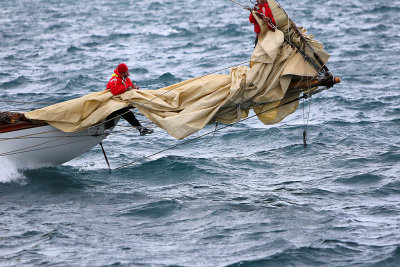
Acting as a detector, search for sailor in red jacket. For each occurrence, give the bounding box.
[105,63,154,136]
[248,0,276,46]
[107,63,138,95]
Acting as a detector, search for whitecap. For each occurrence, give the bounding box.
[0,157,27,184]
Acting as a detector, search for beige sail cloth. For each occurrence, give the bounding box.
[26,11,328,140]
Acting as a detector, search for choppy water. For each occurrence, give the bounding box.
[1,0,400,266]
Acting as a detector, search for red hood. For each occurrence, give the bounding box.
[114,68,121,77]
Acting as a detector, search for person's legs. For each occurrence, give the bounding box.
[106,108,153,136]
[121,109,141,127]
[105,110,121,129]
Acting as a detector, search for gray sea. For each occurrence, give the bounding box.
[1,0,400,266]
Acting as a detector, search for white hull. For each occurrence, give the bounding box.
[0,121,116,169]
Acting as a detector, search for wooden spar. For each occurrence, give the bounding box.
[0,112,47,133]
[288,76,341,91]
[99,142,111,170]
[288,20,330,73]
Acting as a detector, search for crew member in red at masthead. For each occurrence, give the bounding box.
[248,0,276,46]
[105,63,154,136]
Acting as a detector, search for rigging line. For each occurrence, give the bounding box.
[302,62,313,147]
[0,126,102,155]
[0,129,60,142]
[306,96,312,130]
[228,0,249,9]
[204,121,219,144]
[113,87,327,170]
[0,100,58,105]
[0,134,105,140]
[0,128,137,141]
[0,116,155,142]
[0,136,101,157]
[248,0,256,6]
[0,126,146,156]
[0,123,148,141]
[0,134,73,156]
[2,109,35,112]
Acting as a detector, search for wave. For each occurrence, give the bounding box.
[62,74,101,91]
[371,180,400,197]
[215,23,246,37]
[0,76,31,90]
[116,199,182,218]
[371,246,400,267]
[370,6,400,14]
[0,158,26,184]
[335,173,383,185]
[66,45,84,53]
[139,26,183,37]
[46,23,69,32]
[113,155,218,180]
[225,239,370,267]
[131,67,149,75]
[140,72,183,88]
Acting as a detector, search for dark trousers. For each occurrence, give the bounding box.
[105,107,141,128]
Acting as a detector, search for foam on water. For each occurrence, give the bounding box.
[0,158,26,184]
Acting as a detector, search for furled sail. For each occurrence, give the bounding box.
[25,2,338,140]
[267,0,330,68]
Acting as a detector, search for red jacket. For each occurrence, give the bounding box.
[249,3,276,34]
[106,68,137,95]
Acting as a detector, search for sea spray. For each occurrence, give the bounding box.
[0,158,27,184]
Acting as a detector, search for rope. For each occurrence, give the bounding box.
[0,137,102,157]
[113,87,327,170]
[0,100,57,105]
[0,123,157,157]
[0,126,140,142]
[0,129,60,142]
[228,0,249,9]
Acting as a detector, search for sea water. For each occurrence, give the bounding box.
[0,0,399,266]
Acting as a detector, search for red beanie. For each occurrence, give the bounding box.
[117,63,128,73]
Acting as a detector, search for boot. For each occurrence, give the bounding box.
[136,126,154,136]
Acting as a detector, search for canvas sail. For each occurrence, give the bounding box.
[25,4,332,140]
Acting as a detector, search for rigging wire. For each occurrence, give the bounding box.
[0,100,57,105]
[248,0,256,6]
[113,87,326,170]
[228,0,250,9]
[0,137,103,157]
[0,126,142,142]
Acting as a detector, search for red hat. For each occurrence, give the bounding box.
[117,63,128,73]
